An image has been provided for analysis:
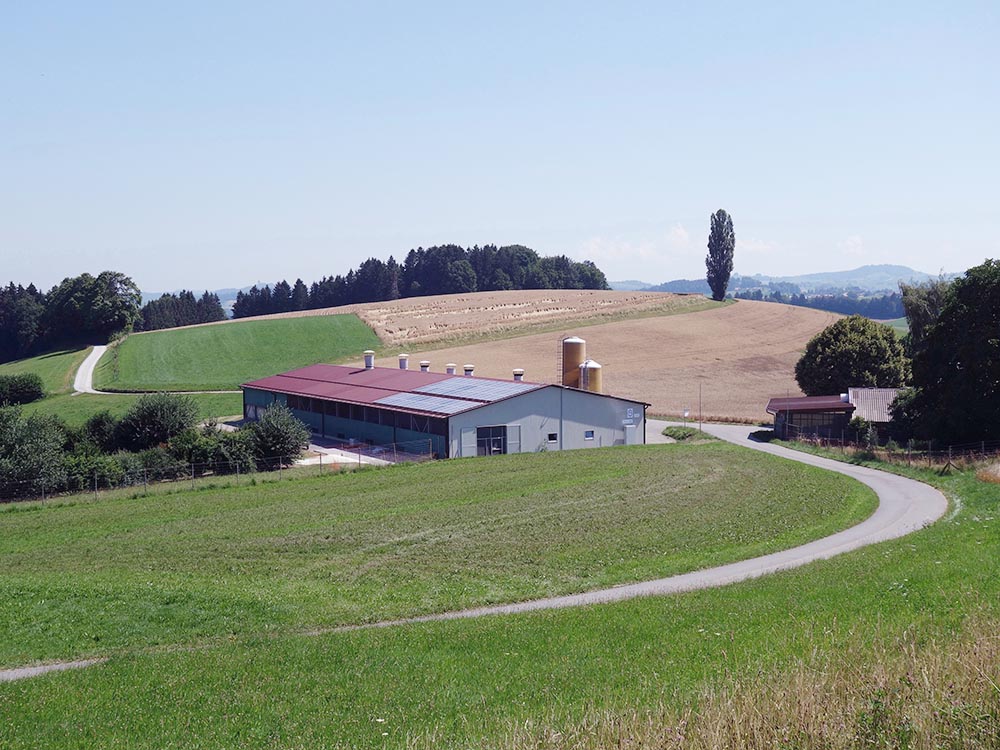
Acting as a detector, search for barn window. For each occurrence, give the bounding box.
[547,433,558,443]
[584,430,595,440]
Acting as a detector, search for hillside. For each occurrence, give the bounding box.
[383,299,840,422]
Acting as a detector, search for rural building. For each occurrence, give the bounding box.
[242,349,647,458]
[767,387,904,440]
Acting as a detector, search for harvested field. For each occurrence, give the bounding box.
[372,300,840,423]
[189,290,719,346]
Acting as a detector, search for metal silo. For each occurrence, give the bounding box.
[561,336,586,388]
[580,359,603,393]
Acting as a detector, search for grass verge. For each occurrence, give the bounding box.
[0,347,90,395]
[93,315,380,392]
[19,392,242,428]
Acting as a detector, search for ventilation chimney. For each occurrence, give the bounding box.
[446,363,457,375]
[463,364,475,377]
[513,368,524,382]
[398,353,409,370]
[562,336,586,388]
[579,359,603,393]
[363,350,375,370]
[419,360,430,373]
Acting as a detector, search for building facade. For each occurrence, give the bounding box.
[242,361,647,459]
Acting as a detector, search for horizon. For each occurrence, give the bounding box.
[4,3,998,291]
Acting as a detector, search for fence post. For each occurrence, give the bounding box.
[279,459,283,480]
[94,470,98,498]
[319,453,322,475]
[143,468,148,493]
[236,462,240,484]
[191,463,195,490]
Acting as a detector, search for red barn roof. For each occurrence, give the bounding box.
[242,364,547,418]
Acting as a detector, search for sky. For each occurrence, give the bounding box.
[3,2,998,292]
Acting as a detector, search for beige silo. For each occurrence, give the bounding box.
[561,336,586,388]
[580,359,603,393]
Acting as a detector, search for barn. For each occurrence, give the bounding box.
[241,349,648,459]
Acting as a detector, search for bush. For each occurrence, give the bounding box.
[63,448,126,492]
[661,426,715,442]
[248,404,310,467]
[117,393,199,451]
[213,430,257,475]
[0,373,45,405]
[0,406,68,497]
[82,410,121,453]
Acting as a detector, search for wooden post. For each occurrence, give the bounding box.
[94,471,98,498]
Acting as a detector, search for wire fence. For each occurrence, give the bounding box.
[0,437,435,505]
[779,425,1000,471]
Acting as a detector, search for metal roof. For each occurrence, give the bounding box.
[242,364,547,418]
[848,387,904,424]
[766,395,855,414]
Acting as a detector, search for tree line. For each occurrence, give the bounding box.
[140,290,226,331]
[734,290,905,319]
[0,272,142,364]
[232,244,609,318]
[0,395,309,500]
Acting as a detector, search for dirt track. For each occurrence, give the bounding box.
[375,299,839,423]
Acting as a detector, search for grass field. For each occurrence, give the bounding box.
[18,392,243,428]
[882,316,909,336]
[0,450,995,749]
[0,443,875,667]
[93,314,379,392]
[0,347,90,395]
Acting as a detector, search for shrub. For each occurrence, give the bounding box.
[213,430,257,475]
[0,406,68,497]
[0,373,45,405]
[116,393,199,451]
[248,404,310,467]
[63,448,126,492]
[82,410,121,453]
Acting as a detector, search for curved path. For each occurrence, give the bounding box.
[0,422,948,680]
[72,345,107,394]
[72,345,237,396]
[323,421,947,631]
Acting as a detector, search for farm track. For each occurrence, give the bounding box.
[0,421,947,682]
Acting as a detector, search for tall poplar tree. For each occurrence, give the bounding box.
[705,209,735,301]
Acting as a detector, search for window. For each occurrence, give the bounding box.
[584,430,595,440]
[547,432,558,443]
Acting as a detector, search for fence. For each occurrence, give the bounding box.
[780,426,1000,471]
[0,437,435,505]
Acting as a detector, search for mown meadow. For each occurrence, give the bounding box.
[93,314,380,392]
[0,449,995,748]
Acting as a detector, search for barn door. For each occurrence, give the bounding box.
[461,428,477,457]
[507,424,521,454]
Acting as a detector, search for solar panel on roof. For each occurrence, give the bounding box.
[414,377,537,402]
[374,393,474,415]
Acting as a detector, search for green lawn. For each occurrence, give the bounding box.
[0,443,874,668]
[0,347,90,395]
[93,315,380,392]
[0,452,995,749]
[19,392,243,428]
[882,316,909,336]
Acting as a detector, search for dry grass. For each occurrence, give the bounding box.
[977,463,1000,484]
[382,299,839,423]
[434,621,1000,750]
[177,290,716,345]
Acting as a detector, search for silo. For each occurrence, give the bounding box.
[561,336,586,388]
[579,359,603,393]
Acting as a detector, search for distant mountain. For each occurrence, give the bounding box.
[641,264,949,296]
[609,279,654,291]
[754,264,946,293]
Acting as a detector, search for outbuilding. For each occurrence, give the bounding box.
[242,352,648,458]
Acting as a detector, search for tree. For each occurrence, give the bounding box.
[705,209,735,301]
[248,403,309,466]
[0,406,68,496]
[899,276,952,356]
[116,393,199,451]
[795,315,910,396]
[908,259,1000,442]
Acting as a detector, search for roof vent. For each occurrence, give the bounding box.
[446,363,457,375]
[398,353,409,370]
[464,364,475,377]
[419,360,430,373]
[513,368,525,382]
[363,350,375,370]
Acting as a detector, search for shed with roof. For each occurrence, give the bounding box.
[242,352,648,458]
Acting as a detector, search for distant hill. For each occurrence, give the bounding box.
[640,264,949,296]
[608,280,653,291]
[754,264,946,293]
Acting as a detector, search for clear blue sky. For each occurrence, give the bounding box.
[3,2,998,292]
